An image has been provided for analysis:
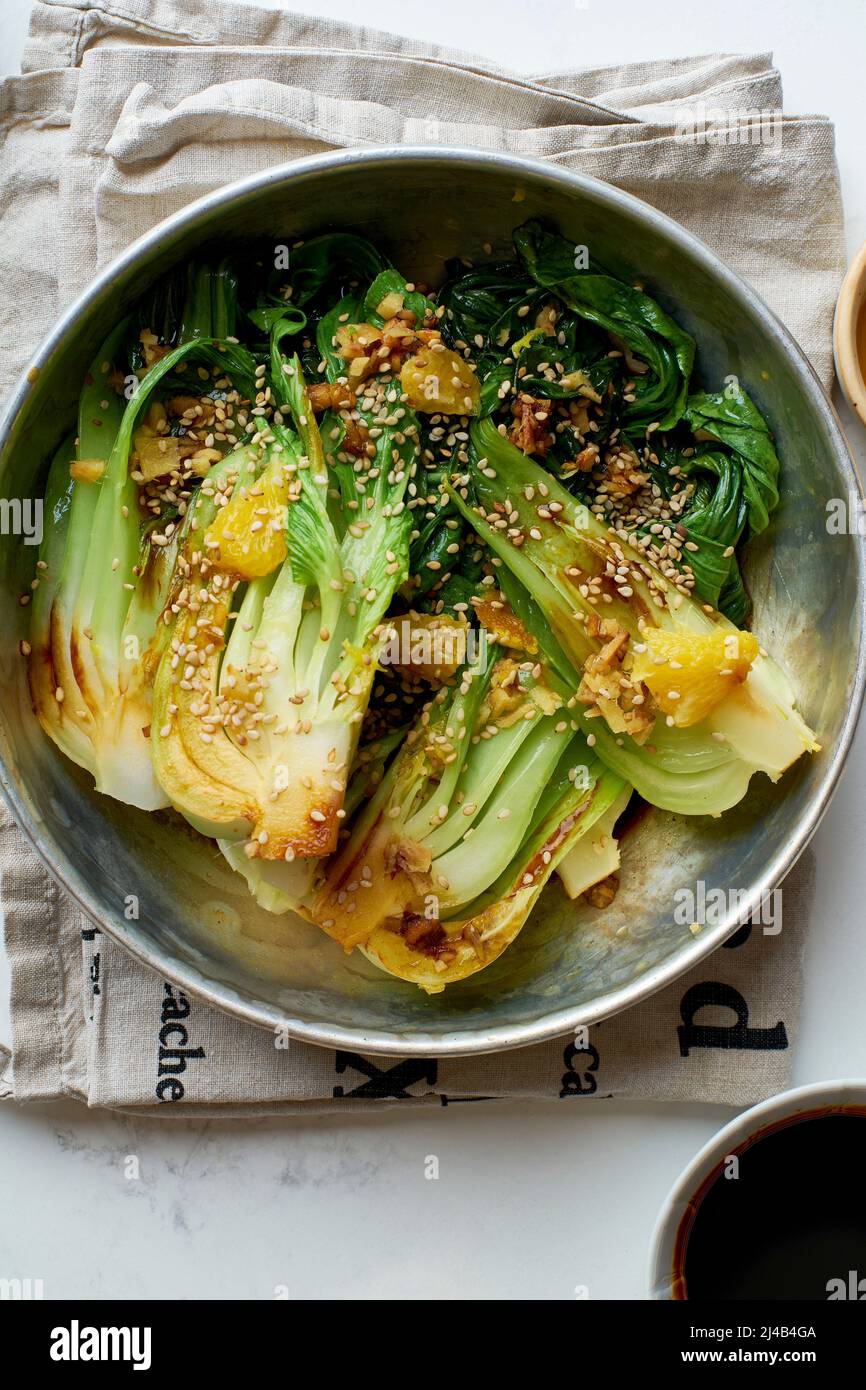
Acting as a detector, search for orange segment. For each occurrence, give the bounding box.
[400,346,480,415]
[631,626,759,728]
[473,597,538,655]
[205,470,288,579]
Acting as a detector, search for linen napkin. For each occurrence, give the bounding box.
[0,0,842,1111]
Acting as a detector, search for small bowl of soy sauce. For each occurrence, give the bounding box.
[649,1080,866,1300]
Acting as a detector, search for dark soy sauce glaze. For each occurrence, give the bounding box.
[676,1109,866,1300]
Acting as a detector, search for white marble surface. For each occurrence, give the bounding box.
[1,0,865,1301]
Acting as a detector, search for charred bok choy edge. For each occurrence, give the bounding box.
[447,422,817,818]
[312,639,628,992]
[150,344,418,867]
[29,303,259,810]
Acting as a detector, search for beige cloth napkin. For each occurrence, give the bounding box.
[0,0,842,1111]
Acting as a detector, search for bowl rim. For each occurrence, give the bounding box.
[646,1077,866,1299]
[1,144,864,1057]
[833,237,866,427]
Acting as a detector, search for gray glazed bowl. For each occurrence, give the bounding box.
[0,148,863,1055]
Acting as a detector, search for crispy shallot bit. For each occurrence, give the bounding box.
[307,381,356,414]
[585,872,619,909]
[509,392,555,457]
[576,617,655,744]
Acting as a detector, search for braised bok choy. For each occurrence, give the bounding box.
[26,223,816,993]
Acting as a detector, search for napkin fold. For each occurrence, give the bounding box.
[0,0,843,1110]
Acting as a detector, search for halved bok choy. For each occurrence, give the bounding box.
[448,422,817,817]
[151,355,418,863]
[312,640,627,991]
[28,325,254,809]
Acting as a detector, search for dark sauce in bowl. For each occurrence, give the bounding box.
[674,1107,866,1300]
